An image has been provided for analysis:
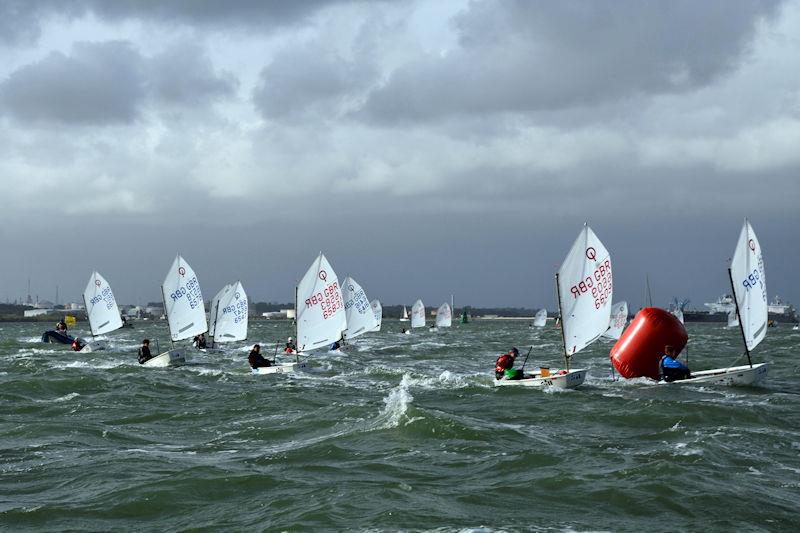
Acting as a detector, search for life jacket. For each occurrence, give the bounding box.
[495,353,514,373]
[72,339,81,351]
[284,344,295,353]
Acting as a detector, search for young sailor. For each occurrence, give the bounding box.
[248,344,272,369]
[193,333,207,349]
[660,345,691,382]
[71,338,85,352]
[137,339,153,365]
[284,337,296,354]
[495,347,522,380]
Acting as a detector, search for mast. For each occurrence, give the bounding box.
[211,288,223,348]
[82,285,93,341]
[161,283,173,349]
[728,266,753,368]
[294,284,299,355]
[555,272,570,371]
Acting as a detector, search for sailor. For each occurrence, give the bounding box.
[56,320,68,333]
[495,347,522,380]
[71,338,84,352]
[193,333,207,349]
[137,339,153,364]
[284,337,296,354]
[329,340,341,351]
[660,345,691,382]
[249,344,272,369]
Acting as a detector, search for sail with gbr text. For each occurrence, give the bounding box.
[296,253,347,352]
[162,255,208,342]
[83,271,123,336]
[557,224,613,356]
[730,219,768,351]
[342,276,378,340]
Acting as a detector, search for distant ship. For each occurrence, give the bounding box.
[688,294,798,323]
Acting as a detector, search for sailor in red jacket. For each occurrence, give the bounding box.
[495,347,520,379]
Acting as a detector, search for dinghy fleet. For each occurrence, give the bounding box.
[39,218,773,390]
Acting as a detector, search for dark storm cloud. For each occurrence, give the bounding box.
[0,41,145,124]
[361,0,783,123]
[253,43,376,119]
[0,0,360,45]
[148,43,237,105]
[0,40,236,124]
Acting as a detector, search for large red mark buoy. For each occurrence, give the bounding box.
[610,307,688,379]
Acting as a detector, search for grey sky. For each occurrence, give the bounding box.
[1,0,798,310]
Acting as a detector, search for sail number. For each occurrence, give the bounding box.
[569,259,612,309]
[221,298,248,324]
[305,281,343,319]
[170,276,203,309]
[89,286,116,310]
[344,289,370,314]
[741,269,763,291]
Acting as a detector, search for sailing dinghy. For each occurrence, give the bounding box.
[602,301,628,340]
[80,271,124,352]
[411,300,425,329]
[144,255,207,368]
[532,308,547,328]
[254,253,346,374]
[400,306,409,322]
[668,219,769,386]
[370,300,382,332]
[435,302,452,329]
[211,281,248,346]
[341,276,378,348]
[496,224,612,389]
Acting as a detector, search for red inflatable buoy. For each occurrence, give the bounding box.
[610,307,688,379]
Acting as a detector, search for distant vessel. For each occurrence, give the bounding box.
[699,293,798,323]
[400,306,409,322]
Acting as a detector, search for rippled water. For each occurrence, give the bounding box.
[1,320,799,532]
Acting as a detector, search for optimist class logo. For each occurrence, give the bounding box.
[749,239,756,253]
[178,266,186,276]
[586,247,597,261]
[95,280,101,287]
[235,292,241,299]
[318,270,327,282]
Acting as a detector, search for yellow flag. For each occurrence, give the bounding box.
[65,315,77,328]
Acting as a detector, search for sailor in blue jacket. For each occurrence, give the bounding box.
[660,345,691,382]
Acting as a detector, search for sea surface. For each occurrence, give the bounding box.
[1,320,798,532]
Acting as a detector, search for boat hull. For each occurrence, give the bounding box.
[662,363,769,386]
[80,340,109,353]
[41,330,74,344]
[252,361,308,374]
[494,368,587,389]
[142,349,187,368]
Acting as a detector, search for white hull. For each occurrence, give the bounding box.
[399,319,409,322]
[252,361,308,374]
[80,340,109,353]
[662,363,769,386]
[195,347,224,355]
[143,349,187,368]
[494,368,587,389]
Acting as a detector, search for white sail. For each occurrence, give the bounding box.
[533,308,547,327]
[208,284,231,337]
[727,308,739,328]
[557,224,613,356]
[342,276,378,340]
[162,255,208,342]
[83,271,123,336]
[370,300,382,332]
[402,306,409,319]
[672,308,684,324]
[214,281,248,343]
[296,253,347,351]
[411,300,425,328]
[730,219,768,351]
[436,302,452,328]
[603,301,628,340]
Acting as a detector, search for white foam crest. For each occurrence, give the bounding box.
[376,374,414,429]
[36,392,80,403]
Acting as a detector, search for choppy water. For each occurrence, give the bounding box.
[1,320,799,532]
